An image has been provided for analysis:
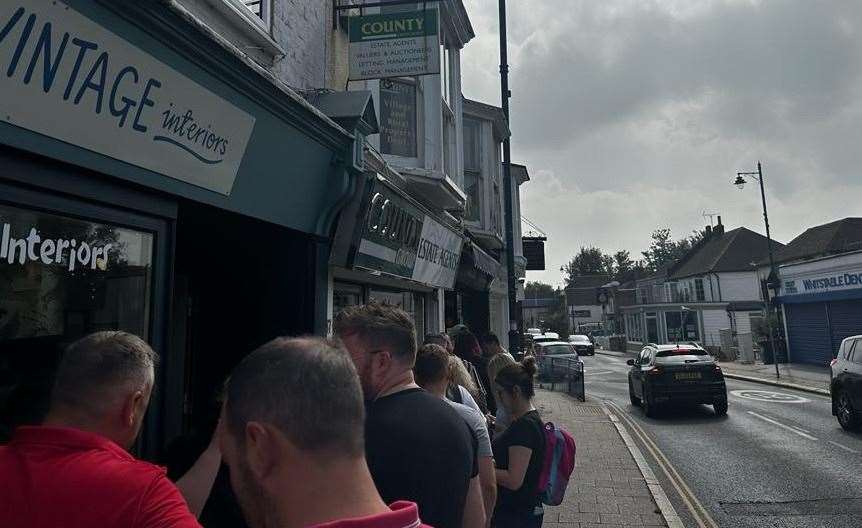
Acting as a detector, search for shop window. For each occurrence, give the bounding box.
[333,282,364,316]
[665,311,699,342]
[368,288,424,340]
[380,79,418,158]
[1,204,153,438]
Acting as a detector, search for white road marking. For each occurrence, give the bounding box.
[587,370,616,376]
[747,411,819,440]
[827,440,860,454]
[731,390,811,403]
[788,424,812,434]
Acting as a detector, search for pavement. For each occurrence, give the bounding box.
[595,347,832,396]
[581,353,862,528]
[533,389,671,528]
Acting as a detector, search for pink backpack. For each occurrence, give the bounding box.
[535,422,576,505]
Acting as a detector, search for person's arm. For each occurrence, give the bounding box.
[139,473,202,528]
[494,446,533,490]
[175,421,222,517]
[478,457,496,527]
[461,475,486,528]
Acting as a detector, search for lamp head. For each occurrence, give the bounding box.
[733,175,746,190]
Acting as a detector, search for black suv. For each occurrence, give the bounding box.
[628,344,728,417]
[831,335,862,431]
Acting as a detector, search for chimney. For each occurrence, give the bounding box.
[715,216,724,236]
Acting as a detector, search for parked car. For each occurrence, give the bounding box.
[534,341,582,381]
[530,333,562,356]
[831,335,862,431]
[568,334,595,356]
[526,327,543,336]
[627,343,727,417]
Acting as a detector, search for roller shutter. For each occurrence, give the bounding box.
[827,299,862,356]
[785,303,832,365]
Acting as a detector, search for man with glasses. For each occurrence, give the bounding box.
[335,304,486,528]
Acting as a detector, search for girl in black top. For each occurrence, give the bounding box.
[491,357,546,528]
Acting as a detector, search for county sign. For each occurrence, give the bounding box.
[349,9,440,81]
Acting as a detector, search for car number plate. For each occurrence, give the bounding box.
[674,371,702,380]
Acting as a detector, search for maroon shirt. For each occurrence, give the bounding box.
[309,501,431,528]
[0,426,200,528]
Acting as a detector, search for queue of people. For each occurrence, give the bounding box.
[0,303,547,528]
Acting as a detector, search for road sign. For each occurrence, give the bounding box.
[730,390,811,403]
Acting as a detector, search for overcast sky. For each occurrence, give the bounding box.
[460,0,862,286]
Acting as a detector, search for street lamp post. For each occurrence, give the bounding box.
[734,161,781,379]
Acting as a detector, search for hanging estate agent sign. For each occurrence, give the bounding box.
[348,9,440,81]
[354,179,462,289]
[0,1,256,195]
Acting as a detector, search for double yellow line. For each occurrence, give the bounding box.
[605,401,720,528]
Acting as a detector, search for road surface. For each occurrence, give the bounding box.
[580,352,862,528]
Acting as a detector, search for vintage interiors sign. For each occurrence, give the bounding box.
[348,9,440,80]
[0,1,256,195]
[354,180,462,289]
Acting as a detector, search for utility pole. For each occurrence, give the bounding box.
[499,0,519,353]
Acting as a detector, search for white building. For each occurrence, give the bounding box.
[621,219,781,350]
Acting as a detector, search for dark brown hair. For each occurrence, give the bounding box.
[333,303,417,363]
[225,337,365,457]
[495,356,538,399]
[413,344,450,386]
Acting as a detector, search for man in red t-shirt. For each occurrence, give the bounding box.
[220,336,431,528]
[0,331,201,528]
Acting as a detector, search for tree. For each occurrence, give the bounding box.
[641,228,707,272]
[524,281,555,299]
[563,246,612,285]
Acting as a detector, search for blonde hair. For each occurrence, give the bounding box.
[447,356,477,393]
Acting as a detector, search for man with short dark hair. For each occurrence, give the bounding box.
[220,336,429,528]
[414,344,497,527]
[0,331,201,528]
[335,303,486,528]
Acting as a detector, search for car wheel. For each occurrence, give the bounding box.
[835,390,862,431]
[713,397,728,416]
[642,385,657,418]
[629,380,641,406]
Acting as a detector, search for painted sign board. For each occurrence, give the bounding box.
[348,9,440,80]
[354,179,462,289]
[0,1,256,195]
[781,270,862,296]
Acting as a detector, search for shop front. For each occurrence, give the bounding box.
[329,174,463,338]
[778,251,862,365]
[448,243,499,339]
[0,0,358,455]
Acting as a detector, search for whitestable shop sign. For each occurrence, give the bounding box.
[0,1,256,195]
[349,9,440,81]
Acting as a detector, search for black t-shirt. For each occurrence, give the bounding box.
[365,388,478,528]
[492,409,545,514]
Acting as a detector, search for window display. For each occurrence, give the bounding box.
[1,203,154,439]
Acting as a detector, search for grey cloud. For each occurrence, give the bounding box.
[460,0,862,284]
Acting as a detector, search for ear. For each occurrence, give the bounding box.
[244,422,279,482]
[122,389,148,428]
